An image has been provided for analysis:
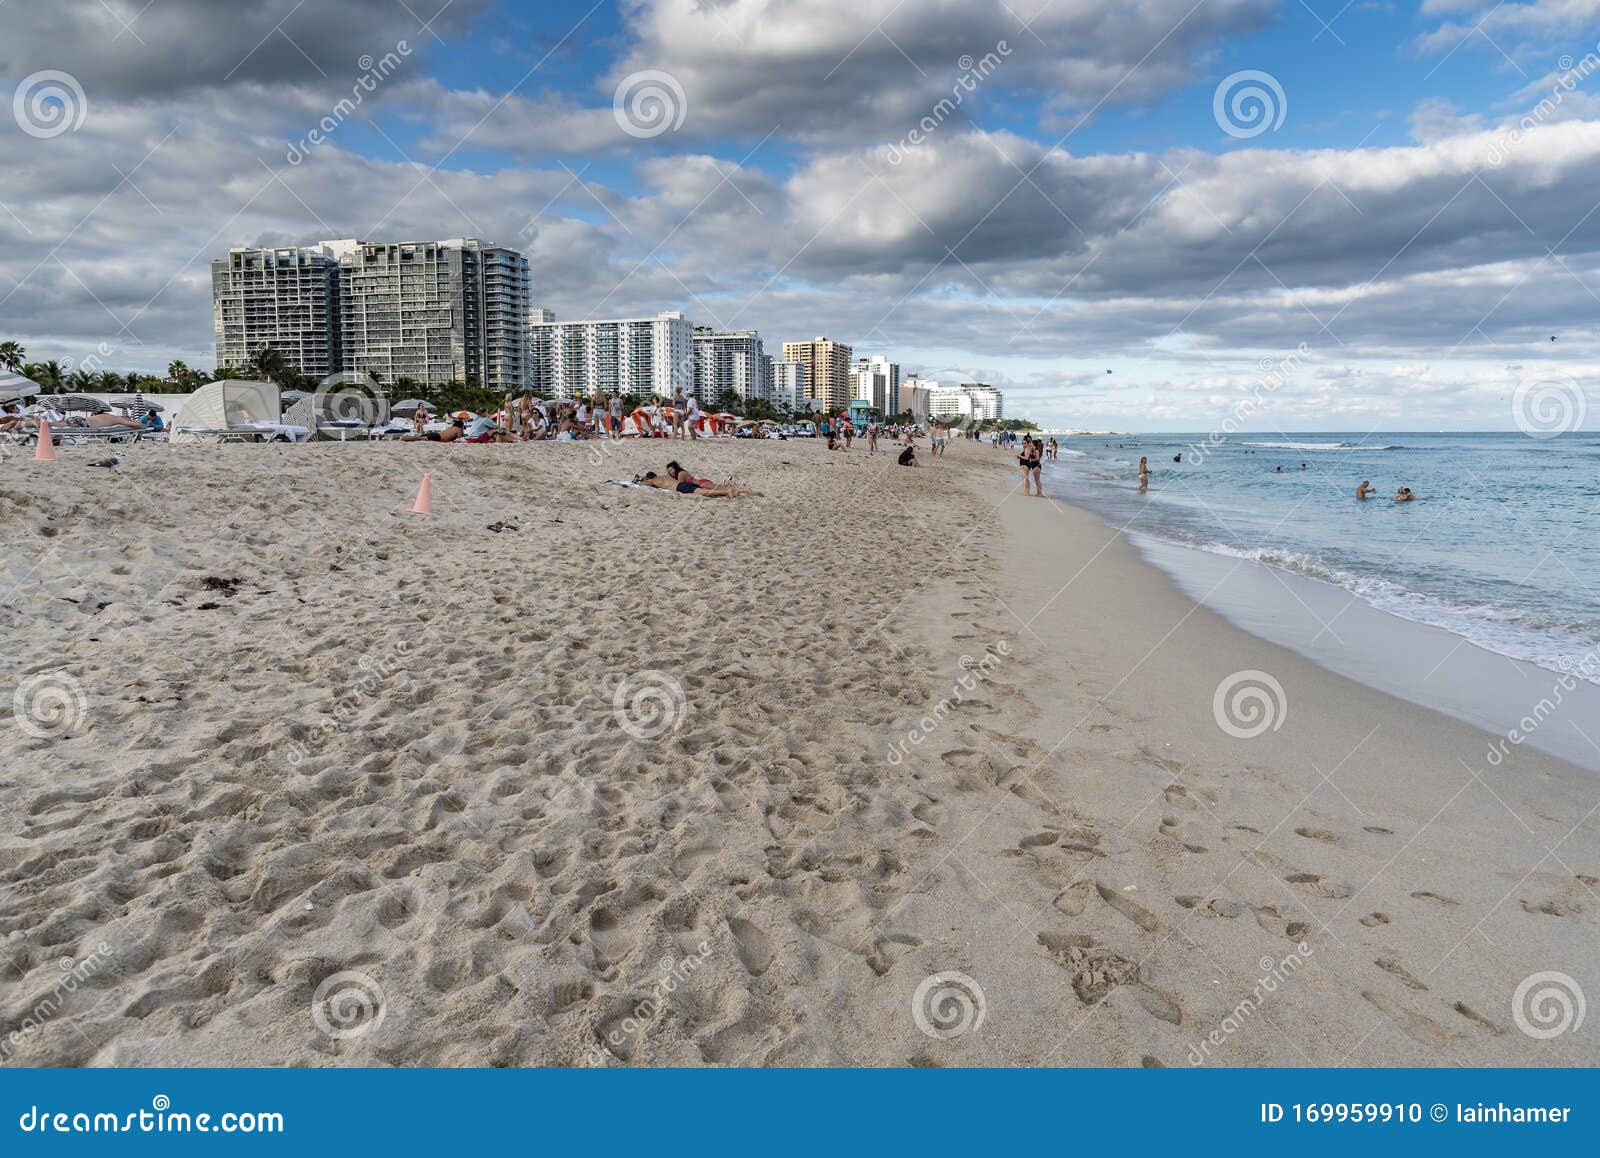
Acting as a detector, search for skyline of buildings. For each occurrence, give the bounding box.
[210,238,1002,417]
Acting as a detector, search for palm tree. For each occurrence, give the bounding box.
[67,369,96,393]
[0,341,24,372]
[247,346,288,383]
[35,360,64,394]
[97,370,124,391]
[166,360,192,388]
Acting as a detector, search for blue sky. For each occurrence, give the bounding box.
[2,1,1599,432]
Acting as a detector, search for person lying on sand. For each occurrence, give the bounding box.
[633,470,745,496]
[465,415,513,443]
[1356,480,1373,500]
[1394,486,1417,502]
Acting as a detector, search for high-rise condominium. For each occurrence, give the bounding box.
[693,327,768,405]
[340,238,530,391]
[781,337,853,412]
[527,310,695,400]
[211,241,350,379]
[212,238,530,391]
[928,382,1004,423]
[770,359,808,410]
[850,354,901,416]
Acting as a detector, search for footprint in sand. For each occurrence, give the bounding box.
[1410,890,1460,907]
[1375,957,1428,991]
[1095,882,1162,933]
[1053,879,1094,916]
[1359,912,1391,927]
[1452,1002,1503,1036]
[1294,826,1337,843]
[1176,895,1247,919]
[1285,872,1354,900]
[725,916,775,976]
[1158,816,1208,854]
[1362,991,1453,1047]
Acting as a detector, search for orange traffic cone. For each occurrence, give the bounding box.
[411,473,433,514]
[34,420,56,462]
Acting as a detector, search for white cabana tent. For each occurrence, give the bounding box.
[0,371,41,405]
[171,380,304,443]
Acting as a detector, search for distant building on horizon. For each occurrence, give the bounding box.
[782,337,853,412]
[900,377,935,422]
[528,309,694,400]
[850,354,901,416]
[769,358,807,410]
[929,382,1003,424]
[694,326,768,406]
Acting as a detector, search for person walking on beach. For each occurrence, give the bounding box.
[1019,436,1043,496]
[842,418,853,451]
[867,423,878,454]
[608,393,623,438]
[1356,480,1373,500]
[671,387,687,438]
[1138,455,1149,491]
[684,392,701,440]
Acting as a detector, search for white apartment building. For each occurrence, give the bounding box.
[335,238,530,391]
[527,310,695,400]
[928,382,1004,424]
[770,359,807,410]
[693,327,768,405]
[850,354,901,416]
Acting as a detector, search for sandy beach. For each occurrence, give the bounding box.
[1,438,1595,1067]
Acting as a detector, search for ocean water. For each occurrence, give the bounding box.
[1045,432,1600,686]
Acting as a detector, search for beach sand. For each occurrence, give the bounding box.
[1,438,1594,1066]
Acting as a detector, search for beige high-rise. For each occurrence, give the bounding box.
[781,337,854,412]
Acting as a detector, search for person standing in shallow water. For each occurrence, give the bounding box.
[1138,455,1149,491]
[1356,480,1373,500]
